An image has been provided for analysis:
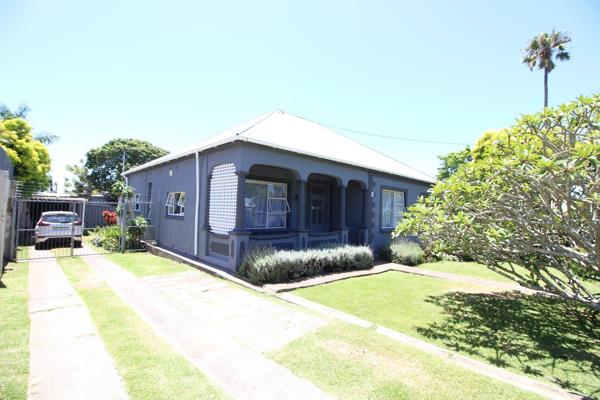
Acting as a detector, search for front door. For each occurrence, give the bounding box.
[310,184,329,233]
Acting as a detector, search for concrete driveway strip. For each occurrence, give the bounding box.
[83,255,333,400]
[27,258,128,400]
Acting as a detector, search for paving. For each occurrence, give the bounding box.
[27,258,128,400]
[83,255,332,400]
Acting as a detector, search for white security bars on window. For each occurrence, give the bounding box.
[208,163,237,234]
[245,180,289,229]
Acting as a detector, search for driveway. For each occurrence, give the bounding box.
[82,255,331,400]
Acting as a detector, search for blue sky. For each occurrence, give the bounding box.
[1,0,598,189]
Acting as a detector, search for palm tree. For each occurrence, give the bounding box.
[33,132,59,145]
[522,30,571,108]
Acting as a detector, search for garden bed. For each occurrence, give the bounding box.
[238,245,374,284]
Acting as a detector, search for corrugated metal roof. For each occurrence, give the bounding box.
[124,110,435,183]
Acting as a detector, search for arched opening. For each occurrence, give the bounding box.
[306,173,341,234]
[245,165,297,231]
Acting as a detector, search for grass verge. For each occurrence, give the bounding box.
[269,322,542,400]
[295,271,600,398]
[56,256,227,400]
[105,252,191,277]
[0,263,30,400]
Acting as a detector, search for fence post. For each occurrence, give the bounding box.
[0,171,9,270]
[119,196,126,252]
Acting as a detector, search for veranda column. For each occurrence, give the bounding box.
[338,183,348,243]
[338,183,347,230]
[360,188,371,244]
[296,179,307,231]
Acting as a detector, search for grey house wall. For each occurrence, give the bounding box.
[125,141,431,270]
[127,155,198,256]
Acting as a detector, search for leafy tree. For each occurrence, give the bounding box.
[0,103,59,145]
[0,118,51,191]
[64,159,92,194]
[84,138,168,193]
[522,30,571,108]
[437,146,472,180]
[395,94,600,310]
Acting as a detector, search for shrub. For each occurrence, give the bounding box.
[102,210,117,225]
[238,245,374,284]
[389,240,424,266]
[92,225,121,252]
[92,217,149,252]
[127,216,149,242]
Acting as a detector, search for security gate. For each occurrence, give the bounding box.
[13,194,155,261]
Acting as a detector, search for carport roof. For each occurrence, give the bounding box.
[124,110,435,183]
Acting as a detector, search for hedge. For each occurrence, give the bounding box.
[238,245,374,284]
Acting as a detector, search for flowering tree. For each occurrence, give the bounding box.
[395,94,600,309]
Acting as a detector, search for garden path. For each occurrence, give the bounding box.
[82,255,331,400]
[27,257,128,400]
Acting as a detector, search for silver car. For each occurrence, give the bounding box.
[34,211,83,249]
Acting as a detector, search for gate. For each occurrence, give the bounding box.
[13,192,156,261]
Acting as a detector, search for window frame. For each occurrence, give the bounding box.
[165,191,185,217]
[381,188,406,230]
[244,179,290,230]
[133,193,141,212]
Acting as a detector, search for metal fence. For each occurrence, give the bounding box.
[13,192,156,261]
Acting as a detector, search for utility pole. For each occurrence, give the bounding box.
[121,149,127,177]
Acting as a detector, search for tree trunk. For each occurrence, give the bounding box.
[544,69,548,108]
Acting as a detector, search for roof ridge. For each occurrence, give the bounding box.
[282,110,435,180]
[234,109,279,137]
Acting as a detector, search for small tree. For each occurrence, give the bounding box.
[0,118,51,192]
[396,94,600,309]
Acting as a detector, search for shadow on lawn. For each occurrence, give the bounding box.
[417,291,600,397]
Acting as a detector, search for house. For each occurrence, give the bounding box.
[123,110,434,271]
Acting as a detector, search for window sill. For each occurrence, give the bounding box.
[165,214,185,220]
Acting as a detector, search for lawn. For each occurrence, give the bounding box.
[295,271,600,398]
[418,261,525,283]
[270,322,542,400]
[57,257,228,400]
[0,263,30,400]
[418,261,600,294]
[105,252,192,277]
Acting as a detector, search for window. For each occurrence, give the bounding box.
[166,192,185,216]
[133,193,141,212]
[382,189,405,228]
[245,180,290,229]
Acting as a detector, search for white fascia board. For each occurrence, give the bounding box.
[123,136,434,184]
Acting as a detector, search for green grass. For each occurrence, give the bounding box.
[105,252,192,277]
[270,322,542,400]
[0,263,30,400]
[295,271,600,398]
[418,261,522,283]
[57,257,228,400]
[419,261,600,294]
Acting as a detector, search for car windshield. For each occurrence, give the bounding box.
[43,214,77,223]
